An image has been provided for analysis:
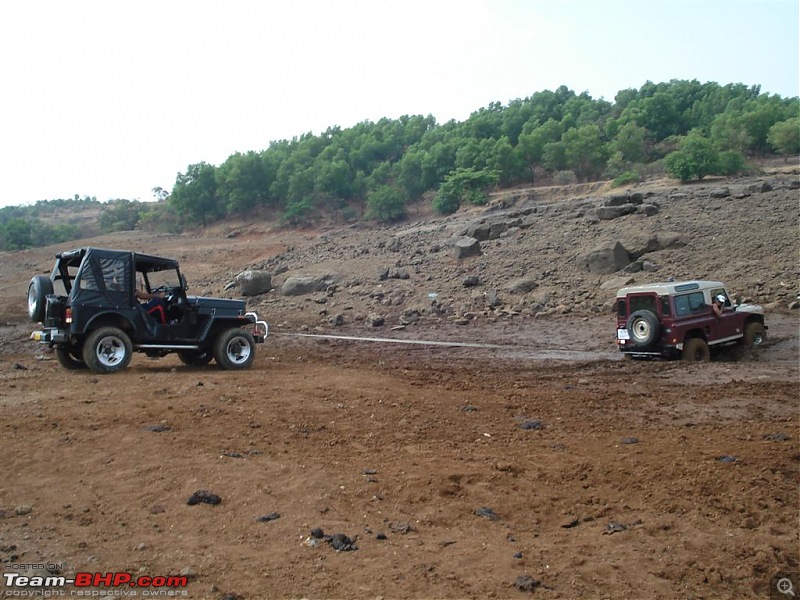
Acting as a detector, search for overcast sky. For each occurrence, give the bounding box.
[1,0,797,208]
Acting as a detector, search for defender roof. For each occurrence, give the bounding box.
[615,280,725,298]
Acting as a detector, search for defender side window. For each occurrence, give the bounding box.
[674,292,706,316]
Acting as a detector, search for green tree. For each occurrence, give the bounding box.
[169,162,221,227]
[517,119,563,183]
[612,121,648,163]
[664,132,719,182]
[561,124,609,181]
[767,117,800,158]
[0,218,32,250]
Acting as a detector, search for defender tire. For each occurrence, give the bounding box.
[83,327,133,374]
[55,347,86,370]
[743,321,766,348]
[214,328,255,370]
[27,275,54,322]
[682,337,710,362]
[626,310,660,347]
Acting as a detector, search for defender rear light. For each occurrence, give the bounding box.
[65,308,72,324]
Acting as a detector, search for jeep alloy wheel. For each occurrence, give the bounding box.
[214,328,255,370]
[83,327,133,374]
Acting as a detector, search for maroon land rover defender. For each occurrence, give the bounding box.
[615,280,766,361]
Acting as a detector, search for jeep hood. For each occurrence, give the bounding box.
[189,296,247,315]
[736,303,764,315]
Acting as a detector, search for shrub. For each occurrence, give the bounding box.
[366,185,407,223]
[716,150,747,176]
[553,170,577,185]
[611,171,640,188]
[432,168,498,215]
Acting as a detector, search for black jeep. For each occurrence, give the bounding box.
[28,247,268,374]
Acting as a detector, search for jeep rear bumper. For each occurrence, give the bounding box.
[30,328,70,345]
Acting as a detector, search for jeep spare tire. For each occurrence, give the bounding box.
[27,275,53,322]
[626,310,660,347]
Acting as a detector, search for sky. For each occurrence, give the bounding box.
[0,0,797,208]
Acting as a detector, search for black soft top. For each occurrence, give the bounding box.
[56,247,179,272]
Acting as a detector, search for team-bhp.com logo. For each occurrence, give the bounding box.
[3,570,189,596]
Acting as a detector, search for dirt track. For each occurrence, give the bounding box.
[0,312,798,599]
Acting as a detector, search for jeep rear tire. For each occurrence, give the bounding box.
[626,310,660,347]
[55,347,86,370]
[178,350,214,366]
[682,337,710,362]
[27,275,54,322]
[83,327,133,374]
[743,321,766,348]
[214,328,255,370]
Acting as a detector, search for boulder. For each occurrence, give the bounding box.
[236,270,272,296]
[280,274,339,297]
[452,236,482,259]
[710,187,731,198]
[582,241,631,274]
[594,204,637,220]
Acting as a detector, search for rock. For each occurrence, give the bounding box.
[452,236,482,259]
[600,276,635,291]
[710,187,731,198]
[187,490,222,506]
[519,420,544,430]
[636,203,660,216]
[178,567,198,580]
[328,533,358,551]
[641,260,659,272]
[485,289,501,307]
[377,267,389,281]
[513,575,541,592]
[389,268,410,280]
[746,181,773,194]
[255,512,281,522]
[602,193,633,207]
[621,437,639,444]
[368,313,385,327]
[505,277,538,294]
[236,270,272,296]
[474,507,500,520]
[462,275,480,287]
[594,204,638,220]
[15,505,32,516]
[329,313,344,326]
[582,241,631,274]
[280,274,339,296]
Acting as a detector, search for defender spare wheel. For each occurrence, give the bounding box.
[27,275,53,322]
[625,310,660,347]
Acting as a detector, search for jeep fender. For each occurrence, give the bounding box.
[81,312,136,337]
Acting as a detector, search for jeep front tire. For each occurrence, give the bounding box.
[83,327,133,373]
[743,321,766,348]
[27,275,54,322]
[214,328,255,370]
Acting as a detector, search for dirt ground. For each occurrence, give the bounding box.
[0,171,798,600]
